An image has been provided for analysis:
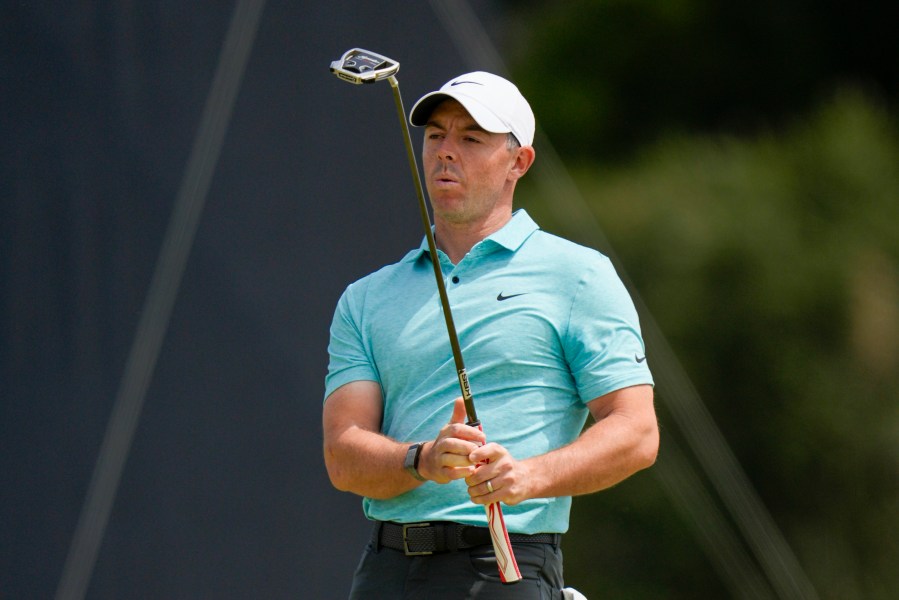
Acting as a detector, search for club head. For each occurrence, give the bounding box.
[330,48,399,85]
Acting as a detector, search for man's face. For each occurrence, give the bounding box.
[422,99,520,226]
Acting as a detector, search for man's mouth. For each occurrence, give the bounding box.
[433,170,460,185]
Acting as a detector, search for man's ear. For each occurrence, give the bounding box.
[509,146,536,182]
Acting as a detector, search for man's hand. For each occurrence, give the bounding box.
[464,442,531,506]
[418,397,486,484]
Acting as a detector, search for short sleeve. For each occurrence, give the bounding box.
[323,283,380,401]
[563,256,654,402]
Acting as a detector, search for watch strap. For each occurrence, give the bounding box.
[404,442,427,481]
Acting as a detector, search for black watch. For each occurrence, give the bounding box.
[403,442,427,482]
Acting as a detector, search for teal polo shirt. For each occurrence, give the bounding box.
[325,209,653,534]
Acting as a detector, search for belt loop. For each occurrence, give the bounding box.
[371,521,383,552]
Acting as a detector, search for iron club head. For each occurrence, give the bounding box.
[329,48,399,84]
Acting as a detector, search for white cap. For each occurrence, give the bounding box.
[409,71,535,147]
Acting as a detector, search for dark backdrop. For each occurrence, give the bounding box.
[1,2,504,597]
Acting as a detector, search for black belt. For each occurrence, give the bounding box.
[375,521,561,556]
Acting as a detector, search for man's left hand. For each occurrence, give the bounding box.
[464,442,532,506]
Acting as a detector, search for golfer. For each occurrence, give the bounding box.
[323,71,659,599]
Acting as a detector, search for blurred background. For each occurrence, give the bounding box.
[2,1,896,598]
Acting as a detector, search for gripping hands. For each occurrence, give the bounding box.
[416,398,522,583]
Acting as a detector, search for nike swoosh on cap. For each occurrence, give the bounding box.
[450,80,484,87]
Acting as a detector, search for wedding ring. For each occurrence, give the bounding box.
[486,480,494,494]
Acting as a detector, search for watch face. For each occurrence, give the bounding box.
[404,443,425,481]
[404,443,419,469]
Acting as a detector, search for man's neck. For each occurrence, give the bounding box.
[434,212,512,264]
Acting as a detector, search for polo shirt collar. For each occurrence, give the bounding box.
[485,209,539,251]
[407,209,539,262]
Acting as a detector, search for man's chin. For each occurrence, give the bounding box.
[430,195,465,214]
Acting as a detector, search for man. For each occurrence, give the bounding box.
[323,71,658,599]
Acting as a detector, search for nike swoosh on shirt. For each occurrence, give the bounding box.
[496,292,527,301]
[635,354,648,363]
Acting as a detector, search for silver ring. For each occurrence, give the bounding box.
[486,480,494,494]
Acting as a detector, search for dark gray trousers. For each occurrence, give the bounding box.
[348,527,565,599]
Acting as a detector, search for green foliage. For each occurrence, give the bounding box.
[518,91,899,598]
[504,0,899,164]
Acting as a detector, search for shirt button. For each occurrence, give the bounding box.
[451,276,460,284]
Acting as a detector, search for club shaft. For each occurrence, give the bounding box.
[383,71,518,583]
[387,76,478,426]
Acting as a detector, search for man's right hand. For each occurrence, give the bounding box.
[418,397,486,484]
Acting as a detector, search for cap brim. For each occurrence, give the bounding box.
[409,91,510,135]
[409,92,450,126]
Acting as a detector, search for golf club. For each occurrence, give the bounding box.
[329,47,521,584]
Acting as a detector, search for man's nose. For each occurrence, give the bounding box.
[436,139,456,161]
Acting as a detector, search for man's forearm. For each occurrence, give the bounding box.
[324,425,421,499]
[522,410,658,499]
[496,385,659,503]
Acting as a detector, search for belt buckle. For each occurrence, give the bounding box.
[402,522,432,556]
